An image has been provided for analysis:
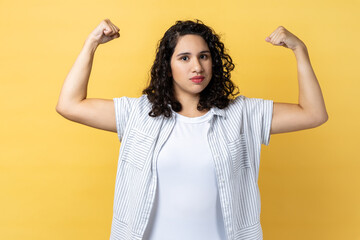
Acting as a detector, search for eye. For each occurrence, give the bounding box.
[181,56,189,61]
[200,54,208,59]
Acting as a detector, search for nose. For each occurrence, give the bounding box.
[192,58,203,73]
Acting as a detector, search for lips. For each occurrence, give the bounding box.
[190,76,205,80]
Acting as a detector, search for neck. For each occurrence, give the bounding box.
[174,93,208,117]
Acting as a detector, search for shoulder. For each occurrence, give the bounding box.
[223,95,246,115]
[231,95,263,105]
[114,94,149,108]
[228,95,255,108]
[231,95,272,111]
[225,94,273,119]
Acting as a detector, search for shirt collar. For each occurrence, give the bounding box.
[210,107,226,118]
[167,105,226,119]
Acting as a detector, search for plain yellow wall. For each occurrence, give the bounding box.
[0,0,359,239]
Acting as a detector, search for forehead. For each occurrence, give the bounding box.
[173,34,209,52]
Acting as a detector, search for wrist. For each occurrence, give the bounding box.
[293,42,311,63]
[84,37,99,52]
[293,42,307,54]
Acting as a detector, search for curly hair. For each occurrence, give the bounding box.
[142,19,240,118]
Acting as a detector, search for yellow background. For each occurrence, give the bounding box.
[1,0,359,239]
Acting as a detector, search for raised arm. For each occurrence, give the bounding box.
[265,26,328,134]
[55,19,120,132]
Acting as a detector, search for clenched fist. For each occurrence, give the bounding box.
[86,19,120,46]
[265,26,305,51]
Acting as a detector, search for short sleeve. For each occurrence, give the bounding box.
[113,96,137,142]
[243,96,274,146]
[262,99,274,146]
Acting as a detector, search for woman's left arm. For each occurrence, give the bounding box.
[265,26,328,134]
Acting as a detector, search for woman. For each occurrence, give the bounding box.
[56,19,328,240]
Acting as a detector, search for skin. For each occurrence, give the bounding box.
[169,34,213,117]
[265,26,328,134]
[57,19,328,135]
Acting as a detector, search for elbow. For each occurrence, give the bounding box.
[55,103,64,115]
[315,112,329,126]
[323,113,329,123]
[55,104,61,114]
[321,111,329,123]
[55,103,69,117]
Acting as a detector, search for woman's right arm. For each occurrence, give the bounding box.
[55,19,120,132]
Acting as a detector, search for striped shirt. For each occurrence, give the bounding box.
[111,94,274,240]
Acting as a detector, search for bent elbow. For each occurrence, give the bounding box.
[315,113,329,126]
[55,104,71,119]
[55,104,65,115]
[55,104,61,114]
[323,114,329,123]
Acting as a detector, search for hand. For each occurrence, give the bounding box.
[265,26,305,51]
[86,19,120,46]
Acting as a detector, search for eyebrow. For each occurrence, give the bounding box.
[176,50,210,57]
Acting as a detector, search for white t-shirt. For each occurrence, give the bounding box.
[142,109,227,240]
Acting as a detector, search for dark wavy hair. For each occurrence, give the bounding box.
[142,19,240,118]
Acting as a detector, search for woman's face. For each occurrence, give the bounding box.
[170,34,212,99]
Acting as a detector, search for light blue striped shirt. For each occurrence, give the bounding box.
[111,94,273,240]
